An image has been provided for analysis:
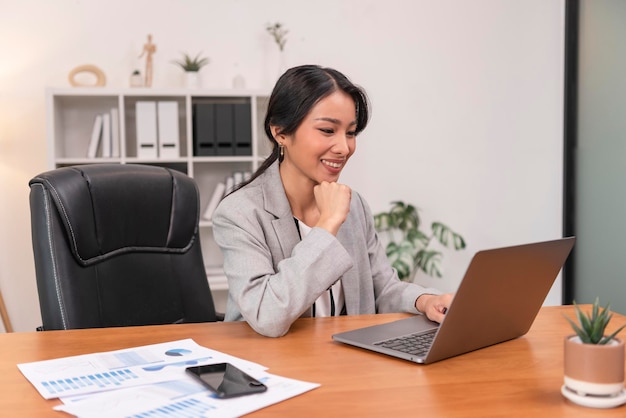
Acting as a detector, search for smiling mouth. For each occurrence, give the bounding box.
[321,159,343,169]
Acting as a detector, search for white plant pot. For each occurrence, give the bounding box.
[185,71,200,89]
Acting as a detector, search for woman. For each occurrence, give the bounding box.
[213,65,452,337]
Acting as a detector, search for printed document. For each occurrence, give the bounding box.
[18,339,319,417]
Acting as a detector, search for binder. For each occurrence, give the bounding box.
[136,101,158,158]
[110,108,120,158]
[193,103,216,156]
[215,103,235,156]
[157,101,180,159]
[101,113,111,158]
[233,103,252,155]
[86,114,103,158]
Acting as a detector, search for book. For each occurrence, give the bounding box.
[233,171,243,188]
[224,175,235,194]
[202,182,226,221]
[86,114,103,158]
[110,108,120,158]
[101,113,111,158]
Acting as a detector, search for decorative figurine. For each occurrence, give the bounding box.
[139,34,156,87]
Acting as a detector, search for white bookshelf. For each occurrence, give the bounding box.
[46,87,270,293]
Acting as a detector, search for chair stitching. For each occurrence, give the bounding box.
[165,168,175,246]
[33,176,85,263]
[81,169,102,257]
[36,184,68,329]
[165,168,197,252]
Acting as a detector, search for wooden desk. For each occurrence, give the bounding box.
[1,305,624,417]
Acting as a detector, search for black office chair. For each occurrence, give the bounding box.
[28,164,219,330]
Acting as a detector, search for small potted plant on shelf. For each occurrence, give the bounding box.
[172,52,210,89]
[129,69,143,87]
[562,298,626,407]
[374,201,466,281]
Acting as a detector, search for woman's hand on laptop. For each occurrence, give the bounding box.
[415,293,454,323]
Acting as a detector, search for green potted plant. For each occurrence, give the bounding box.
[172,52,209,88]
[173,52,210,72]
[374,201,466,281]
[562,298,626,406]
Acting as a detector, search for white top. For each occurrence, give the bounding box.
[296,219,345,317]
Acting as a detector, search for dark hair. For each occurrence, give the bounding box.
[231,64,370,193]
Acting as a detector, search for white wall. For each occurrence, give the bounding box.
[0,0,565,332]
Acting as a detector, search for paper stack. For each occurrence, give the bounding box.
[18,339,320,418]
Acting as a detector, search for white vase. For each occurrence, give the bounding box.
[277,50,287,80]
[185,71,200,89]
[232,74,246,89]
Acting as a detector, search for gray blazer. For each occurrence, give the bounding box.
[212,161,441,337]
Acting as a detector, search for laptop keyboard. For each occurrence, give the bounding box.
[374,330,436,356]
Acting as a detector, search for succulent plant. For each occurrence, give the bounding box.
[565,298,626,344]
[173,52,209,72]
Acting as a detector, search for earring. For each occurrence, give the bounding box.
[279,143,284,159]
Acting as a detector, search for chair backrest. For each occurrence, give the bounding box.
[29,164,218,330]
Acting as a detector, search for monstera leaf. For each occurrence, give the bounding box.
[374,201,466,281]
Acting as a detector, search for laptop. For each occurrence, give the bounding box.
[333,237,575,364]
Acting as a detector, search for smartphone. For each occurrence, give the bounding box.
[185,363,267,398]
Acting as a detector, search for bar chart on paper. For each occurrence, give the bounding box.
[127,398,216,418]
[40,368,139,396]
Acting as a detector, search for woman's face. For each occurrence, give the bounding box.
[278,90,357,186]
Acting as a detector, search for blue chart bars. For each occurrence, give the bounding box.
[41,369,139,395]
[127,398,215,418]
